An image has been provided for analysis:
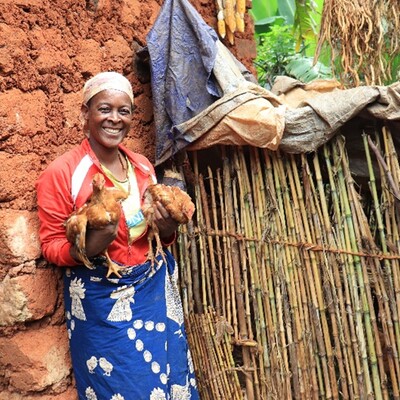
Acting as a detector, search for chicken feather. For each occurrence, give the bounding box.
[142,181,195,266]
[64,173,128,278]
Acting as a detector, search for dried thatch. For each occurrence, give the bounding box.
[172,125,400,399]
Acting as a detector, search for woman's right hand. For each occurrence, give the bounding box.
[70,222,119,261]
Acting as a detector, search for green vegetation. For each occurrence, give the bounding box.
[251,0,332,88]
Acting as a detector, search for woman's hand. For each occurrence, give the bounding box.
[70,222,119,261]
[153,201,178,240]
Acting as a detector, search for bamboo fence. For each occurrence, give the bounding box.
[171,126,400,399]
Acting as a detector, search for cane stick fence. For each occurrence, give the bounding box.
[171,126,400,399]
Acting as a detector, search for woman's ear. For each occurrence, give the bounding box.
[80,104,90,138]
[81,103,89,120]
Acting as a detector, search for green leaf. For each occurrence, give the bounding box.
[278,0,296,25]
[254,16,286,34]
[294,0,318,47]
[249,0,278,22]
[285,57,332,82]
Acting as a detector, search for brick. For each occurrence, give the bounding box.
[35,48,72,75]
[0,210,41,265]
[135,91,154,124]
[235,37,257,61]
[74,39,103,76]
[0,153,41,205]
[0,268,58,326]
[0,0,42,5]
[0,24,29,48]
[0,89,47,134]
[0,325,71,392]
[0,388,78,400]
[103,35,132,70]
[0,268,58,325]
[0,275,31,326]
[120,0,142,25]
[62,92,83,130]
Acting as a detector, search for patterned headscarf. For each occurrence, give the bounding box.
[82,71,134,106]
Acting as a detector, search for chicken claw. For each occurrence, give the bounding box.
[105,259,122,278]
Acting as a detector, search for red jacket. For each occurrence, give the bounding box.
[36,139,165,267]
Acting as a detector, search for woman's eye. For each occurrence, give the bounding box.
[99,107,110,113]
[120,109,131,115]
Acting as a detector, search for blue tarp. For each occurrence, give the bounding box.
[147,0,222,165]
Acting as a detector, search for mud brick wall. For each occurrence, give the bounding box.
[0,0,256,398]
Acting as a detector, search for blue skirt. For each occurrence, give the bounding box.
[63,250,199,400]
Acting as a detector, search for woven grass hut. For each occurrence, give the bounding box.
[175,80,400,398]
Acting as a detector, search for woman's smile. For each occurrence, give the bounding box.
[103,127,123,135]
[82,89,133,151]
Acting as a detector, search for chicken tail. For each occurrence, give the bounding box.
[74,227,94,270]
[65,212,94,270]
[75,245,94,270]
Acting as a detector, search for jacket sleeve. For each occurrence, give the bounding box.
[36,163,79,267]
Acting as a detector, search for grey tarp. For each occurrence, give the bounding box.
[146,0,400,166]
[146,0,285,165]
[273,76,400,153]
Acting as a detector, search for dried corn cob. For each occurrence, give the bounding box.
[226,25,235,45]
[236,0,245,15]
[235,0,245,32]
[223,0,236,34]
[235,11,244,33]
[216,0,226,38]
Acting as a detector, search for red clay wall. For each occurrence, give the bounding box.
[0,0,256,398]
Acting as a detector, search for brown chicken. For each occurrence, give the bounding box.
[142,178,195,266]
[64,173,128,278]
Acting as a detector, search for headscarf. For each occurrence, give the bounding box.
[82,71,134,106]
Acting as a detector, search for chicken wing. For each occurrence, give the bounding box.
[142,181,195,266]
[65,173,128,278]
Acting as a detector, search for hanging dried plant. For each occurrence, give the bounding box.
[315,0,400,86]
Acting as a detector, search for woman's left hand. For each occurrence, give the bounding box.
[153,201,179,239]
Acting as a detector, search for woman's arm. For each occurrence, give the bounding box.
[70,223,119,261]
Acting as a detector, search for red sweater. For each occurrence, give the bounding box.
[36,139,164,267]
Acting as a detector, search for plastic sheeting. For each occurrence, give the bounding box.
[146,0,285,165]
[273,76,400,154]
[146,0,400,166]
[146,0,220,165]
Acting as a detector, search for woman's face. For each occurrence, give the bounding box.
[82,89,133,151]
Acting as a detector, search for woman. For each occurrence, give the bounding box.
[36,71,199,400]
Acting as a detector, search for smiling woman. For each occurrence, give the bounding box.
[35,71,199,399]
[82,89,134,179]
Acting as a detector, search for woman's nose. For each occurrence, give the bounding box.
[109,110,121,122]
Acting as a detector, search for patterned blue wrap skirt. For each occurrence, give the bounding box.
[63,250,199,400]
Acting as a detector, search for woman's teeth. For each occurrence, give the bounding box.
[104,128,121,134]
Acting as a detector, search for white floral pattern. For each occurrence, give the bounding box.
[110,394,125,400]
[150,388,167,400]
[171,378,191,400]
[165,266,184,327]
[86,356,98,374]
[65,252,198,399]
[85,386,97,400]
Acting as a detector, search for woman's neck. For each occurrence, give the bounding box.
[89,141,127,181]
